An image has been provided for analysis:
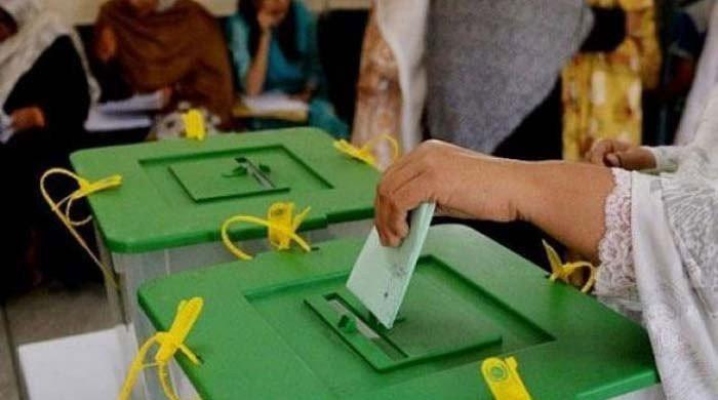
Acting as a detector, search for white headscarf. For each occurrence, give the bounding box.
[622,86,718,398]
[674,0,718,145]
[0,0,99,109]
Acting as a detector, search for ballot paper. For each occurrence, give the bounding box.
[346,202,436,329]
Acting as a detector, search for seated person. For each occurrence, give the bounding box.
[226,0,349,138]
[374,88,718,399]
[0,0,96,294]
[94,0,234,128]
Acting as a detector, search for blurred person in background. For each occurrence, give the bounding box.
[94,0,234,128]
[0,0,98,296]
[226,0,349,138]
[562,0,661,161]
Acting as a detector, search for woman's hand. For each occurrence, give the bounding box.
[585,139,656,170]
[290,85,316,103]
[159,86,174,108]
[95,26,117,63]
[374,140,615,260]
[258,10,282,32]
[11,107,46,132]
[375,140,525,246]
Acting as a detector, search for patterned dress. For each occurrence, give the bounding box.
[351,7,402,170]
[562,0,661,161]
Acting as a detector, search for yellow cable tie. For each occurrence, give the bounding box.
[119,297,204,400]
[221,202,312,260]
[40,168,123,288]
[334,133,399,170]
[481,357,532,400]
[542,240,597,293]
[183,109,207,141]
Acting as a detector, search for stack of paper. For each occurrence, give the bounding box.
[235,93,309,122]
[84,108,152,132]
[85,92,162,132]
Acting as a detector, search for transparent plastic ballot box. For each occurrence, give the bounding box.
[70,128,379,398]
[138,224,660,400]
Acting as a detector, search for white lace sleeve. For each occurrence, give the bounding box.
[644,146,685,172]
[595,168,643,321]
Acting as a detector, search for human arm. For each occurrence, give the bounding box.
[244,30,272,96]
[36,37,90,138]
[228,11,281,96]
[586,138,683,172]
[375,140,615,261]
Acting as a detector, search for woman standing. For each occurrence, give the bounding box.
[226,0,349,138]
[374,86,718,398]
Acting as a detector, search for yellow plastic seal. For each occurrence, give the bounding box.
[543,240,597,293]
[221,202,312,260]
[334,133,399,170]
[119,297,204,400]
[481,356,532,400]
[183,109,206,141]
[40,168,122,288]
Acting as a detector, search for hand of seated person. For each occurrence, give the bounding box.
[95,26,118,63]
[11,107,46,132]
[159,86,174,109]
[585,138,656,170]
[290,86,315,103]
[258,9,283,32]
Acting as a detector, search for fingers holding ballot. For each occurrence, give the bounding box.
[374,140,525,247]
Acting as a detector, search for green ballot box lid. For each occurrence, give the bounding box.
[70,128,379,253]
[138,224,658,400]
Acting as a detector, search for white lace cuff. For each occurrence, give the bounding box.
[644,145,684,172]
[595,169,642,320]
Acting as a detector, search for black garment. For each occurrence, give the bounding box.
[435,6,628,268]
[1,35,97,298]
[89,58,133,103]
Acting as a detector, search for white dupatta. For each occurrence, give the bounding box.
[630,87,718,399]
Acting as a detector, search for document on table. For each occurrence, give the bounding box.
[241,93,309,113]
[346,202,436,329]
[84,108,152,132]
[235,92,309,122]
[96,92,164,114]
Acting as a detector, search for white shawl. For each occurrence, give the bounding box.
[674,1,718,145]
[373,0,429,154]
[630,87,718,398]
[0,0,99,110]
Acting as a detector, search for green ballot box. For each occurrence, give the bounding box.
[70,128,379,399]
[138,225,659,400]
